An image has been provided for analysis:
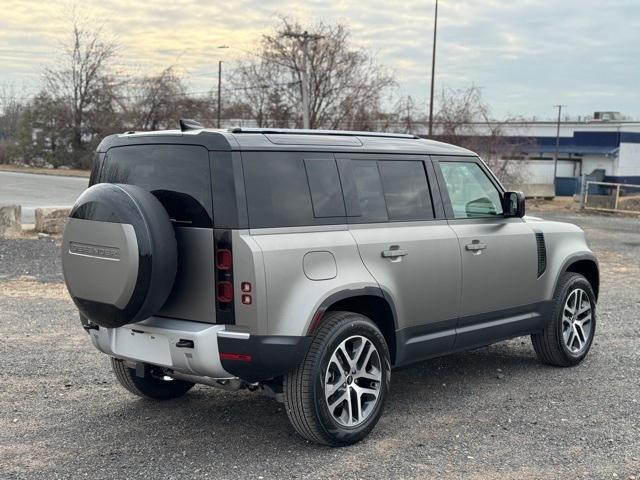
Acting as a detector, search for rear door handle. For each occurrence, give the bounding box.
[465,242,487,252]
[381,247,408,258]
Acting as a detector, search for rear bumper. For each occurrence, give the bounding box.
[218,334,312,383]
[88,316,311,382]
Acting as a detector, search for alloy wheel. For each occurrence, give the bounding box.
[562,288,593,354]
[324,335,382,427]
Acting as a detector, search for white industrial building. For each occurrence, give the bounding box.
[430,112,640,196]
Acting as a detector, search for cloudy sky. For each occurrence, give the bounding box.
[1,0,639,119]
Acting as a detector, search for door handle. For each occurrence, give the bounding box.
[381,247,408,259]
[465,242,487,252]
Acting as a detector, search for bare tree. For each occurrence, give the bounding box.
[123,67,220,131]
[232,17,396,129]
[128,67,186,130]
[435,86,533,185]
[392,95,423,134]
[43,10,119,166]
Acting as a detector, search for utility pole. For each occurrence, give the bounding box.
[428,0,439,137]
[300,37,310,129]
[552,104,566,193]
[282,30,323,129]
[217,60,222,128]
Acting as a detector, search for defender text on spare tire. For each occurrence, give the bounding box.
[62,123,599,446]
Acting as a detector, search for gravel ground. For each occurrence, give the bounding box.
[1,209,639,480]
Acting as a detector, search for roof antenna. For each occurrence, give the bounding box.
[179,118,203,131]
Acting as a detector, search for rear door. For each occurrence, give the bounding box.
[337,154,461,364]
[99,144,216,323]
[433,156,540,348]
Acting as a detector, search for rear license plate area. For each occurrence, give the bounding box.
[114,329,172,366]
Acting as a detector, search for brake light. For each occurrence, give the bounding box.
[216,281,233,302]
[216,249,232,270]
[214,231,235,322]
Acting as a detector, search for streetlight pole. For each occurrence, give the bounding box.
[216,46,229,129]
[428,0,438,137]
[217,60,223,128]
[552,104,566,193]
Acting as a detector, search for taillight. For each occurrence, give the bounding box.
[214,230,234,323]
[216,249,232,270]
[216,281,233,303]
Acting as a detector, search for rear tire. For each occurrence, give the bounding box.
[532,272,596,367]
[110,358,194,400]
[284,311,391,446]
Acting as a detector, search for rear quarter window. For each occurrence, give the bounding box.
[242,152,346,228]
[100,145,213,228]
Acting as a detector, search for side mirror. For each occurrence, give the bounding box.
[503,191,525,218]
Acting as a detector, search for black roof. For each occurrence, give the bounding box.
[97,127,474,156]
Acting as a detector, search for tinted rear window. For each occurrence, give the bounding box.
[304,158,346,218]
[350,160,388,223]
[100,145,212,227]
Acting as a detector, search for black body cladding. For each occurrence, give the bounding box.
[218,335,313,383]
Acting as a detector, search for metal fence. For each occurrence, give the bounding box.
[582,180,640,214]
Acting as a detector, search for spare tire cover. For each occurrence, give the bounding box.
[62,183,177,328]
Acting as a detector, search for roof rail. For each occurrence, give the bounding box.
[228,127,419,140]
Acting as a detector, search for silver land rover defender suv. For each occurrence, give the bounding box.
[61,122,599,446]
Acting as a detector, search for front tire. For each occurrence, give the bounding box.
[284,311,391,446]
[532,273,597,367]
[111,358,194,400]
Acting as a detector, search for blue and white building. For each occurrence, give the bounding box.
[429,112,640,196]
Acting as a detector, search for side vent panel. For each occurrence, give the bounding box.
[535,232,547,278]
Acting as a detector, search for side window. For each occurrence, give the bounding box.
[304,158,346,218]
[350,160,388,223]
[242,153,345,228]
[378,161,433,220]
[439,161,504,218]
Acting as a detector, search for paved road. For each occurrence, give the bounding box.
[0,209,638,479]
[0,171,87,224]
